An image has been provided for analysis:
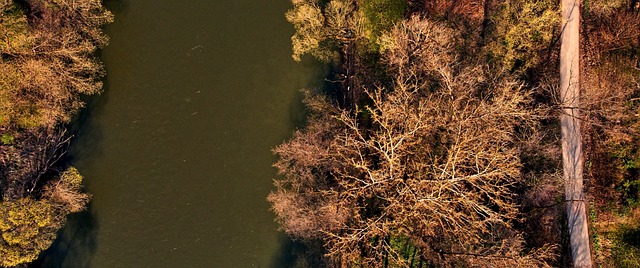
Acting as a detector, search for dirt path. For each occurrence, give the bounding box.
[559,0,592,267]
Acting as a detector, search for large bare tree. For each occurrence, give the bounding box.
[270,16,556,267]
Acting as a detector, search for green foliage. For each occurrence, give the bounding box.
[618,179,640,206]
[611,144,640,206]
[610,225,640,267]
[1,133,14,144]
[285,0,406,61]
[0,2,33,54]
[612,144,639,170]
[359,0,406,51]
[486,0,559,72]
[0,198,63,267]
[387,234,422,267]
[590,205,602,258]
[59,166,83,186]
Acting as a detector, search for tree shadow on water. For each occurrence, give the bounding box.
[103,0,128,17]
[31,204,99,268]
[270,233,327,268]
[31,1,133,267]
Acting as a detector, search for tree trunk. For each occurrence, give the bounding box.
[560,0,592,267]
[480,0,491,43]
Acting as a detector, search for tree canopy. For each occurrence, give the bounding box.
[0,0,110,266]
[270,16,556,267]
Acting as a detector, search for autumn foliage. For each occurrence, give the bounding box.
[0,0,110,266]
[271,0,639,265]
[271,15,557,267]
[581,1,640,266]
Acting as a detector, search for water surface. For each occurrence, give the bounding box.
[38,0,325,266]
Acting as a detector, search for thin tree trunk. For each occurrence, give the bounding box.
[559,0,592,267]
[480,0,492,44]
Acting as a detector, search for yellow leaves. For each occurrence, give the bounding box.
[0,198,55,235]
[0,0,111,130]
[286,1,326,61]
[286,0,359,62]
[0,58,71,129]
[325,0,357,38]
[486,0,560,72]
[286,2,323,30]
[0,198,62,267]
[0,246,40,268]
[0,4,34,54]
[0,169,88,267]
[60,166,83,186]
[0,0,104,264]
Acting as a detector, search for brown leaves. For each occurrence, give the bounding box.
[0,0,112,130]
[0,2,102,265]
[270,15,556,266]
[43,167,91,213]
[0,0,106,222]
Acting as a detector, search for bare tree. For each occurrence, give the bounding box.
[270,16,557,267]
[43,167,91,213]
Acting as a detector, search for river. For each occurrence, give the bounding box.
[36,0,325,267]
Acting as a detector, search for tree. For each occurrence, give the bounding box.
[358,0,406,50]
[0,198,62,267]
[0,166,89,267]
[270,16,556,267]
[43,167,91,213]
[485,0,559,73]
[1,0,111,195]
[0,1,107,265]
[580,3,640,266]
[0,0,112,130]
[286,0,358,62]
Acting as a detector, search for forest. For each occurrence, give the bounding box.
[0,0,111,266]
[269,0,640,267]
[0,0,638,267]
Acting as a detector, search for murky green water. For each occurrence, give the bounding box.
[37,0,325,267]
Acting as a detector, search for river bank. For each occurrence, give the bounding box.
[36,0,328,266]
